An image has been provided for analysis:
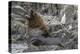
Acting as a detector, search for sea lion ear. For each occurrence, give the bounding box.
[31,10,33,14]
[30,10,37,17]
[30,10,35,19]
[30,10,35,15]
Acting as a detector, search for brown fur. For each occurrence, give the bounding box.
[27,10,49,33]
[25,10,49,48]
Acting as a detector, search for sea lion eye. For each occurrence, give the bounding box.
[34,13,37,16]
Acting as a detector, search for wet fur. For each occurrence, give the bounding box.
[28,10,49,33]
